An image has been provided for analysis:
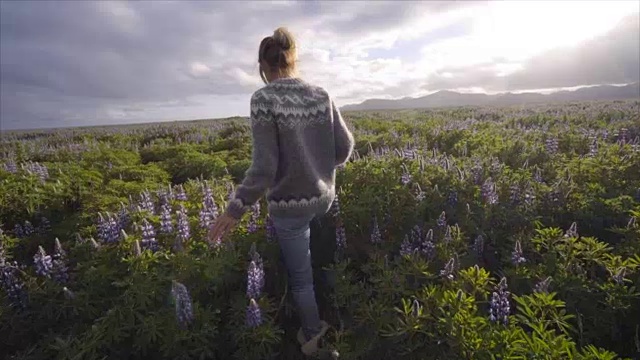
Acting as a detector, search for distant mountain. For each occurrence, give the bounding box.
[341,83,640,111]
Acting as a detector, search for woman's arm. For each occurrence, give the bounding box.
[331,99,355,167]
[225,90,279,220]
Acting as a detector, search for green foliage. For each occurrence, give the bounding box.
[1,101,639,359]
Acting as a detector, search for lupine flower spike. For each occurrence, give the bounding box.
[511,240,526,265]
[140,219,160,252]
[534,276,552,293]
[246,258,265,300]
[564,222,578,238]
[52,238,69,284]
[440,257,456,280]
[171,280,195,329]
[437,211,446,228]
[175,205,190,252]
[489,277,510,325]
[0,261,28,309]
[265,215,277,242]
[34,246,53,278]
[246,298,263,328]
[247,202,260,234]
[443,226,453,244]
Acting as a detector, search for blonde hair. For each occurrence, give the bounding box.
[258,27,298,84]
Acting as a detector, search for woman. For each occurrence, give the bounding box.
[208,27,355,357]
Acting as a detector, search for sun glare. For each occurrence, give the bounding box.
[475,0,639,61]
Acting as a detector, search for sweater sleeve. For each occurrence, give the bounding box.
[226,91,279,220]
[331,99,355,167]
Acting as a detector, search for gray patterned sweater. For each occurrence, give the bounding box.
[225,77,355,220]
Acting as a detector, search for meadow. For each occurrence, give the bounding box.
[1,100,639,360]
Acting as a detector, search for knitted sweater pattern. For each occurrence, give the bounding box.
[225,77,355,220]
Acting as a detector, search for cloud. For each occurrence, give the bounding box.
[424,14,640,92]
[0,0,637,130]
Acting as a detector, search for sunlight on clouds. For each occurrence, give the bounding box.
[189,62,211,77]
[474,0,639,61]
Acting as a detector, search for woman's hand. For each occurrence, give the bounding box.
[208,213,238,245]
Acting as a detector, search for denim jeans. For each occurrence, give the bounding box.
[271,213,322,340]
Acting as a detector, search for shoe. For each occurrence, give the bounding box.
[296,320,331,357]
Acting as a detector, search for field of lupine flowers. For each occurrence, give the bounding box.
[1,100,640,360]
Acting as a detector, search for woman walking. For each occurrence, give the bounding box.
[208,27,355,357]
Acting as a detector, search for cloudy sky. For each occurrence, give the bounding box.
[1,0,638,130]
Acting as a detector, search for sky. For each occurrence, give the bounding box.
[0,0,639,130]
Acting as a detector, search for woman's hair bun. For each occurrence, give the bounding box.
[272,27,294,51]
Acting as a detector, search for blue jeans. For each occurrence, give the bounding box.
[271,213,321,340]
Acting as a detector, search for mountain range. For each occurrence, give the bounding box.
[341,82,640,111]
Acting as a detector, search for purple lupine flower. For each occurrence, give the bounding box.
[489,277,510,325]
[545,138,559,154]
[246,298,263,328]
[175,205,190,251]
[266,215,277,242]
[117,202,130,230]
[23,221,35,237]
[0,261,28,309]
[140,219,159,252]
[612,268,626,285]
[13,223,24,238]
[371,217,382,244]
[418,228,435,258]
[106,213,121,243]
[201,181,214,205]
[139,190,155,215]
[246,259,265,300]
[96,213,110,243]
[511,240,526,265]
[336,223,346,249]
[157,191,170,208]
[439,257,456,280]
[437,211,446,228]
[534,276,552,293]
[38,217,51,235]
[33,246,53,278]
[473,235,484,257]
[564,222,578,238]
[160,203,174,234]
[410,225,422,244]
[199,204,214,230]
[247,202,260,234]
[400,166,412,185]
[3,159,17,173]
[174,185,188,201]
[470,161,483,185]
[482,178,499,205]
[52,238,69,284]
[400,235,413,257]
[447,191,458,207]
[171,280,194,329]
[443,226,453,244]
